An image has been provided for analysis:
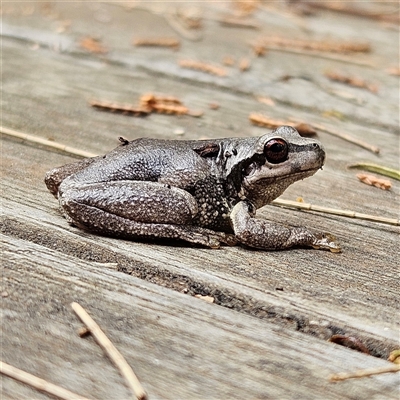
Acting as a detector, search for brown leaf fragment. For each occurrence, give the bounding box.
[328,335,370,354]
[357,173,392,190]
[89,100,150,116]
[152,103,189,115]
[179,59,227,76]
[325,71,378,93]
[133,37,180,49]
[249,113,317,137]
[140,93,189,115]
[79,36,108,54]
[140,93,182,107]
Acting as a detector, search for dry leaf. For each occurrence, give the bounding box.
[357,173,391,190]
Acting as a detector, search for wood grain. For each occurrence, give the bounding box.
[2,1,399,398]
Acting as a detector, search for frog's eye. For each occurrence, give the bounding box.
[264,138,288,164]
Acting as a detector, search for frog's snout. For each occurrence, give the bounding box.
[312,141,326,167]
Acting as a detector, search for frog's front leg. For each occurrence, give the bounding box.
[230,201,341,252]
[58,180,236,248]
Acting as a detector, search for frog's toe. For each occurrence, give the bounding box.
[312,233,341,253]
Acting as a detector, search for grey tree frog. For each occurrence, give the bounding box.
[45,126,340,252]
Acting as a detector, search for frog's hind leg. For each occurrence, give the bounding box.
[45,157,100,198]
[58,180,236,248]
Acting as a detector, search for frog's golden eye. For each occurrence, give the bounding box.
[264,138,288,164]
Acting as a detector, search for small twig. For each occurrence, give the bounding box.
[71,302,147,400]
[312,123,380,154]
[306,2,400,24]
[1,126,96,158]
[133,37,180,49]
[251,43,375,67]
[272,199,399,226]
[0,361,94,400]
[260,36,371,54]
[324,71,378,93]
[218,16,260,30]
[330,364,400,382]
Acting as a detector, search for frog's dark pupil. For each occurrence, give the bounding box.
[264,138,288,164]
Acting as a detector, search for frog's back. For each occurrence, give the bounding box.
[66,137,216,190]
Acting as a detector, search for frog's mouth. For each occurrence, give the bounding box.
[243,163,320,186]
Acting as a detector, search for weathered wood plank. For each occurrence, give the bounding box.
[1,140,398,356]
[2,234,399,399]
[1,2,399,398]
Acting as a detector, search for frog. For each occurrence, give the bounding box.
[44,126,340,252]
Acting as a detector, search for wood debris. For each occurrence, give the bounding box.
[0,361,93,400]
[179,59,227,76]
[272,198,399,226]
[140,93,189,115]
[176,7,203,30]
[305,2,400,24]
[256,96,275,106]
[90,94,200,117]
[194,294,215,303]
[232,0,261,16]
[249,113,317,137]
[348,163,400,181]
[133,37,180,50]
[325,71,378,93]
[330,364,400,382]
[311,123,380,154]
[219,16,260,30]
[89,100,150,116]
[328,334,370,354]
[388,349,400,364]
[79,36,108,54]
[252,43,267,56]
[258,36,371,54]
[239,58,250,71]
[71,302,147,400]
[356,173,392,190]
[0,126,97,159]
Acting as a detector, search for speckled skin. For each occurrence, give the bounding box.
[45,126,340,251]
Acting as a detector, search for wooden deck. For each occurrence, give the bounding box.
[1,2,399,399]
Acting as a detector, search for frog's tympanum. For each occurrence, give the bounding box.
[45,126,340,252]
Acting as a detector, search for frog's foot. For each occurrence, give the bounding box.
[231,201,341,252]
[312,233,341,253]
